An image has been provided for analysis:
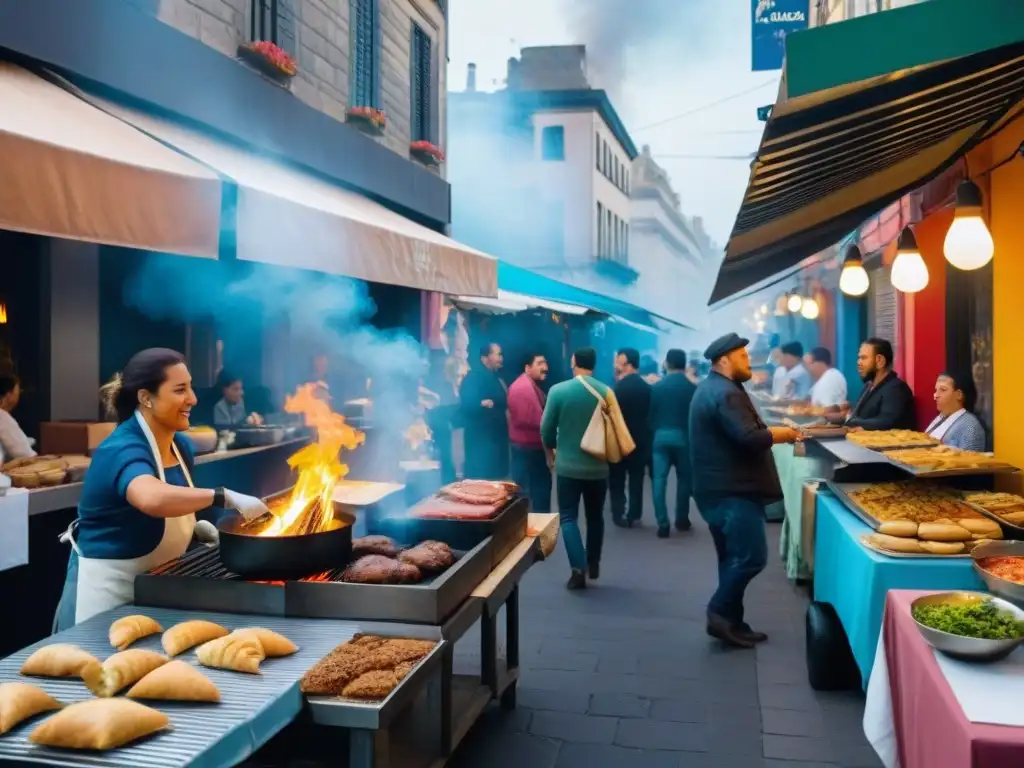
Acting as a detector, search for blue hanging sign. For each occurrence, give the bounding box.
[752,0,809,72]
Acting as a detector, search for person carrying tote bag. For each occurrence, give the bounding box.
[578,377,635,463]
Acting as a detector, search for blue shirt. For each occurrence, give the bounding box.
[75,417,200,559]
[783,364,813,400]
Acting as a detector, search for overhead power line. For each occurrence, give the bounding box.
[656,152,757,161]
[634,79,778,132]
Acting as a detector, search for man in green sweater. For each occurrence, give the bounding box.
[541,347,610,590]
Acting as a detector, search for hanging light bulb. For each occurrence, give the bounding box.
[759,303,769,316]
[839,245,870,296]
[944,180,994,270]
[787,293,803,313]
[774,294,789,315]
[0,304,6,324]
[891,227,929,293]
[801,298,820,320]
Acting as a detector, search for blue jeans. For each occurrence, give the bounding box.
[696,495,768,626]
[557,475,608,571]
[652,433,691,529]
[510,445,552,513]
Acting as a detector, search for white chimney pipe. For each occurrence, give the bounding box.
[467,62,477,92]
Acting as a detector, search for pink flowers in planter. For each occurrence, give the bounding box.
[409,140,445,166]
[346,106,387,136]
[237,41,298,79]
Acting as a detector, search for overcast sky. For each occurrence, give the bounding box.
[447,0,783,249]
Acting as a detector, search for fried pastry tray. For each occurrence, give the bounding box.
[135,536,494,626]
[880,449,1020,479]
[962,501,1024,541]
[0,605,442,767]
[826,482,886,530]
[367,494,529,569]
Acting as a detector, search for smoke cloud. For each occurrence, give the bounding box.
[557,0,721,103]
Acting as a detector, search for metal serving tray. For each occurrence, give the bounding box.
[367,495,529,569]
[858,534,971,559]
[881,449,1020,479]
[286,536,493,625]
[826,481,884,530]
[972,539,1024,607]
[963,501,1024,541]
[0,605,440,768]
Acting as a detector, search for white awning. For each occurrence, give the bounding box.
[0,64,221,257]
[81,92,497,297]
[453,290,591,316]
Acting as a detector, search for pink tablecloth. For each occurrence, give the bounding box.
[883,590,1024,767]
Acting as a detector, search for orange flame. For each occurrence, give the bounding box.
[405,418,432,452]
[259,383,365,536]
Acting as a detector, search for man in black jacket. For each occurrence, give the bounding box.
[460,343,509,479]
[610,348,651,527]
[649,349,697,538]
[690,333,801,649]
[841,338,917,431]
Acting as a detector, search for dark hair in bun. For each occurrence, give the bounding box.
[100,348,186,423]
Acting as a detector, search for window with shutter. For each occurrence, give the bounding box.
[597,202,604,257]
[411,24,433,142]
[350,0,380,108]
[595,132,600,170]
[250,0,297,57]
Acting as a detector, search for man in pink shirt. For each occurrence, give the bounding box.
[508,353,551,512]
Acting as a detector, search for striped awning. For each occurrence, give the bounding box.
[715,0,1024,303]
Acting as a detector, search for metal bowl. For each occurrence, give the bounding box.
[911,591,1024,662]
[971,539,1024,607]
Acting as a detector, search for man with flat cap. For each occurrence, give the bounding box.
[689,332,802,648]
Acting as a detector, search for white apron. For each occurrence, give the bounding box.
[925,408,966,444]
[61,412,196,624]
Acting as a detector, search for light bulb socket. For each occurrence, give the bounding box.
[953,180,984,214]
[896,226,918,253]
[842,244,863,268]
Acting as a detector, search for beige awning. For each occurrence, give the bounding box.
[0,64,221,257]
[85,95,498,297]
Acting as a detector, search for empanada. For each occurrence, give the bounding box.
[162,620,229,657]
[20,644,100,679]
[0,682,62,735]
[195,634,264,674]
[230,628,298,657]
[109,615,162,651]
[127,660,220,703]
[29,698,169,750]
[83,649,168,698]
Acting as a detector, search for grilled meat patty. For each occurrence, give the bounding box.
[352,535,401,558]
[342,555,421,584]
[398,540,455,571]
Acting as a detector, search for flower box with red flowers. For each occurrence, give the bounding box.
[409,141,445,167]
[346,106,387,136]
[237,41,298,83]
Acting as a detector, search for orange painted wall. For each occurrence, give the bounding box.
[902,209,951,429]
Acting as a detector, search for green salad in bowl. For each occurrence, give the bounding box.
[912,599,1024,640]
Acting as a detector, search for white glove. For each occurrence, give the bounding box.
[193,520,220,544]
[223,489,270,521]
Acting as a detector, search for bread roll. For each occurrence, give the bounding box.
[958,518,1002,536]
[20,644,100,679]
[195,634,264,674]
[127,660,220,703]
[230,628,298,657]
[878,520,918,538]
[162,620,229,657]
[919,540,966,555]
[917,522,973,542]
[83,649,168,698]
[29,698,169,750]
[869,534,922,553]
[0,682,62,735]
[109,615,162,651]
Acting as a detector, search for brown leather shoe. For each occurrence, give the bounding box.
[706,612,755,649]
[737,624,768,643]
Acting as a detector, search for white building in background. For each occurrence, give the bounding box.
[448,45,720,329]
[629,145,722,332]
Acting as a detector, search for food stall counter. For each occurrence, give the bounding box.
[810,492,984,687]
[864,590,1024,768]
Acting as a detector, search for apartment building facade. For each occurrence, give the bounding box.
[811,0,923,26]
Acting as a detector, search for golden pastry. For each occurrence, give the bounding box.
[195,634,264,674]
[29,698,169,750]
[83,649,168,698]
[0,682,62,735]
[109,615,162,651]
[878,520,918,538]
[127,660,221,703]
[919,540,966,555]
[20,644,100,679]
[162,620,229,657]
[917,522,973,542]
[230,628,298,657]
[868,534,922,553]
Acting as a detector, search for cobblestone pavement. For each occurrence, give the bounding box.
[448,491,882,768]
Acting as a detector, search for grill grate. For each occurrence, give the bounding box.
[0,605,431,768]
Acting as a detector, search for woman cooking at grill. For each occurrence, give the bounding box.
[925,371,987,451]
[55,348,270,631]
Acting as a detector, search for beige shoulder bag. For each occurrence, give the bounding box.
[578,377,622,464]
